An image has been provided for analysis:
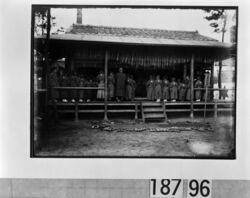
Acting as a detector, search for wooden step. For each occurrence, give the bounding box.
[141,102,167,122]
[143,107,164,113]
[144,113,165,119]
[142,102,163,107]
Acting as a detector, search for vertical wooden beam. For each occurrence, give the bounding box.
[104,49,108,121]
[210,63,214,100]
[190,54,194,118]
[162,102,167,122]
[70,58,74,73]
[76,8,82,24]
[44,8,51,123]
[54,100,58,121]
[183,64,187,80]
[214,100,218,119]
[134,103,138,120]
[141,103,145,122]
[75,101,78,121]
[218,61,222,99]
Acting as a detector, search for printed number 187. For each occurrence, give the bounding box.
[150,179,183,198]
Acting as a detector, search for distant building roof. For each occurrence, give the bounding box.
[38,24,232,48]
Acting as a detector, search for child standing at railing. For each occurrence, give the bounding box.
[185,76,191,101]
[97,70,105,100]
[78,75,86,102]
[162,76,170,102]
[69,72,79,103]
[60,72,69,102]
[195,76,203,101]
[108,72,115,101]
[131,75,136,101]
[49,67,59,102]
[170,77,178,102]
[126,75,134,101]
[179,80,186,102]
[154,75,162,102]
[116,67,126,102]
[146,75,155,101]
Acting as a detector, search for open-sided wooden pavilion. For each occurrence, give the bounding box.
[34,19,235,121]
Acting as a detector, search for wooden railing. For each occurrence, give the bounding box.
[46,87,235,120]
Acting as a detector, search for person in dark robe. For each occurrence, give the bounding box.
[49,67,59,102]
[221,85,228,100]
[78,75,86,102]
[146,75,155,101]
[185,76,191,101]
[68,73,73,102]
[116,67,126,102]
[194,76,203,101]
[179,80,186,102]
[126,75,134,101]
[57,69,63,101]
[90,79,98,101]
[177,78,181,101]
[154,75,162,102]
[69,72,79,103]
[60,71,69,102]
[135,79,146,98]
[131,75,136,101]
[96,70,105,100]
[85,79,91,102]
[162,76,170,102]
[170,77,178,102]
[108,72,115,101]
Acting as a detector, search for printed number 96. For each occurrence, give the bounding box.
[188,180,211,197]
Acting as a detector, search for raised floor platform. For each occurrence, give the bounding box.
[49,100,235,120]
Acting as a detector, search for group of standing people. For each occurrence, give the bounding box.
[49,67,136,102]
[49,67,98,102]
[49,66,206,103]
[96,67,136,102]
[146,75,204,102]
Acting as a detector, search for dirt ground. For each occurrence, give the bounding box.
[35,116,235,158]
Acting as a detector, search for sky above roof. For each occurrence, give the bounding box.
[50,8,236,43]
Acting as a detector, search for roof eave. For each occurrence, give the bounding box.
[35,34,232,49]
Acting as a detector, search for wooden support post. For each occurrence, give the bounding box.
[44,8,51,123]
[214,100,218,119]
[104,49,108,121]
[75,101,78,121]
[183,64,187,80]
[70,58,74,73]
[135,103,138,120]
[190,54,194,119]
[141,103,145,122]
[162,102,167,122]
[211,63,214,101]
[218,61,222,99]
[54,99,58,121]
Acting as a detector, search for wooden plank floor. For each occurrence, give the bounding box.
[48,100,235,120]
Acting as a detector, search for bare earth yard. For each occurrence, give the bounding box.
[35,116,235,158]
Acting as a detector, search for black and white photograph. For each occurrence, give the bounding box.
[31,5,237,158]
[1,0,250,195]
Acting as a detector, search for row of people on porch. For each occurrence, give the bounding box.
[48,67,136,102]
[49,67,213,102]
[146,75,203,102]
